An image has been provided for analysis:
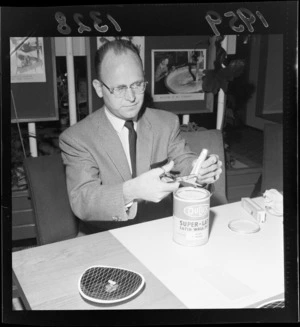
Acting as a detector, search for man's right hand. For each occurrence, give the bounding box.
[123,160,180,204]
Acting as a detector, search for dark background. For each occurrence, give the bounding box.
[1,2,298,325]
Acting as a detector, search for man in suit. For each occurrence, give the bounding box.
[59,39,222,234]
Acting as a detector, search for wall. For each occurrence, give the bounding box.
[245,35,282,130]
[261,35,283,115]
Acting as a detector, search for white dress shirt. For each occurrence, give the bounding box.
[104,107,137,212]
[104,107,137,175]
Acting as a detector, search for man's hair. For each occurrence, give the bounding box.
[94,39,142,79]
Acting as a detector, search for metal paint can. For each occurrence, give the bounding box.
[173,187,211,246]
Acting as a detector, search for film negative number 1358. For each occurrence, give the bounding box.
[55,11,122,35]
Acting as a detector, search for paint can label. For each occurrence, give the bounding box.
[173,187,211,246]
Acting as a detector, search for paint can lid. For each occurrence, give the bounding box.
[228,219,260,234]
[175,187,211,201]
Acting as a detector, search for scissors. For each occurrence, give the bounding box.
[160,172,203,188]
[160,149,209,188]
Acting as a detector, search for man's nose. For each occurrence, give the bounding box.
[124,87,136,101]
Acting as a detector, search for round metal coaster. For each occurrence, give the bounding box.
[258,299,285,308]
[78,265,145,305]
[228,219,260,234]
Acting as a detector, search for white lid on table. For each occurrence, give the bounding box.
[228,219,260,234]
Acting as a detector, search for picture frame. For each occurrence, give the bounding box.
[151,48,206,102]
[144,35,214,114]
[10,37,59,122]
[10,37,47,83]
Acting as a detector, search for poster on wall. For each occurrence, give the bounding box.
[96,36,145,67]
[10,37,46,83]
[152,49,206,102]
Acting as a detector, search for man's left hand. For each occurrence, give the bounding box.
[192,155,222,185]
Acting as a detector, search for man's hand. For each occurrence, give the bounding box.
[193,155,223,185]
[123,161,180,204]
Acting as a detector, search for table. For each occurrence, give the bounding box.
[12,197,284,310]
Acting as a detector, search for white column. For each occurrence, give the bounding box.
[216,90,226,130]
[28,123,38,157]
[85,37,93,115]
[66,37,77,126]
[182,115,190,124]
[216,36,228,130]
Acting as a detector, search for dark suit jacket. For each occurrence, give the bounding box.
[59,106,197,233]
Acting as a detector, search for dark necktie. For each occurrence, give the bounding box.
[124,120,137,178]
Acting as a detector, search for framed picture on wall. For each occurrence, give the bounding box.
[11,37,58,122]
[145,36,214,114]
[10,37,46,83]
[151,48,207,102]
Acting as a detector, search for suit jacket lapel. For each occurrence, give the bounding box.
[136,111,153,175]
[96,108,132,181]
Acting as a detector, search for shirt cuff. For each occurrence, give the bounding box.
[125,201,133,210]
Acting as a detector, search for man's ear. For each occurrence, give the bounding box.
[92,79,103,98]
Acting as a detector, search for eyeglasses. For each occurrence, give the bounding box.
[100,80,148,98]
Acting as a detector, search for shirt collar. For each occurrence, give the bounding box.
[104,107,137,133]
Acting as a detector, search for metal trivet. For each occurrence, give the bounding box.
[78,265,145,304]
[259,300,285,309]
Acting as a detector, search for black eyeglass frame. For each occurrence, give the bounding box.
[100,80,148,97]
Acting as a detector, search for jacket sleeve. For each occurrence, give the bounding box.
[59,131,137,222]
[166,114,198,176]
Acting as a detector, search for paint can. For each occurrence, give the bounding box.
[173,187,211,246]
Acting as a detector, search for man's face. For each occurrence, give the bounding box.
[93,50,145,121]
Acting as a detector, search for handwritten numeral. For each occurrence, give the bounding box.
[90,11,108,33]
[256,11,269,28]
[55,10,122,35]
[73,13,92,33]
[224,11,244,33]
[206,8,269,36]
[107,14,121,32]
[55,12,71,35]
[205,11,222,37]
[236,8,256,33]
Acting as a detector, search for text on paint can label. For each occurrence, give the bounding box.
[173,187,211,246]
[183,204,209,218]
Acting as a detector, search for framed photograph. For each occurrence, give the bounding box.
[10,38,58,122]
[152,49,206,102]
[10,37,46,83]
